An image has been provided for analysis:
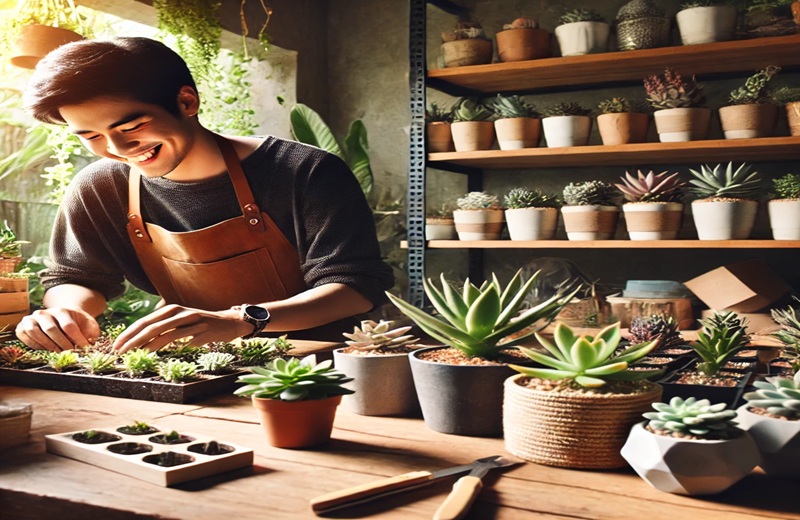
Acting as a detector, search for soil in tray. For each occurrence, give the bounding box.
[187,441,234,456]
[149,432,194,445]
[116,424,160,435]
[107,442,153,455]
[72,431,122,444]
[674,372,742,387]
[143,451,195,467]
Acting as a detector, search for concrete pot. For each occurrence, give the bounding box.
[493,117,541,150]
[561,205,620,240]
[333,348,420,417]
[653,107,711,142]
[786,102,800,137]
[542,115,592,147]
[596,112,649,145]
[718,103,778,139]
[425,217,457,240]
[450,121,495,152]
[251,395,341,448]
[736,405,800,477]
[622,202,684,240]
[453,208,504,240]
[426,122,454,152]
[554,21,610,56]
[441,39,492,68]
[676,6,737,45]
[505,207,558,240]
[691,199,758,240]
[768,199,800,240]
[495,28,551,62]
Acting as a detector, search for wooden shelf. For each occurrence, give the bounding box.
[427,34,800,94]
[402,240,800,249]
[428,137,800,169]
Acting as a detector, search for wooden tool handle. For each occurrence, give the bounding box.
[310,470,433,514]
[432,475,483,520]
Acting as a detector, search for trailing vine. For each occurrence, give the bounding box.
[153,0,222,81]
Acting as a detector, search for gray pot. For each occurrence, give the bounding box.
[333,348,420,416]
[409,346,518,437]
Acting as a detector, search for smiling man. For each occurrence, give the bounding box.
[16,37,393,353]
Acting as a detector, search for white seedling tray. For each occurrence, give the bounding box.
[45,425,254,486]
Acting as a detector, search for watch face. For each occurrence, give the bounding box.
[245,305,269,321]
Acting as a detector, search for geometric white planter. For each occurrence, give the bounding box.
[453,208,504,240]
[622,202,684,240]
[676,6,737,45]
[691,199,758,240]
[736,405,800,478]
[621,422,760,496]
[767,199,800,240]
[554,21,610,56]
[504,207,558,240]
[542,115,592,147]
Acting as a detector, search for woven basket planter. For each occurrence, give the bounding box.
[0,257,22,274]
[503,375,663,469]
[0,405,33,451]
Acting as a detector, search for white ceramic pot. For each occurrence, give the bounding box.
[736,405,800,478]
[493,117,541,150]
[561,205,619,240]
[554,21,610,56]
[691,199,758,240]
[653,107,711,142]
[768,199,800,240]
[504,207,558,240]
[622,202,684,240]
[452,209,504,240]
[676,6,737,45]
[542,115,592,148]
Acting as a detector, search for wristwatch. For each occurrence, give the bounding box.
[234,304,270,339]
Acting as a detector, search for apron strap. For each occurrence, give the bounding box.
[127,170,152,243]
[213,134,267,233]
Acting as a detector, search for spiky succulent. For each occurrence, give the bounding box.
[45,350,81,372]
[644,68,705,110]
[773,86,800,104]
[121,348,160,377]
[692,311,750,376]
[157,359,198,383]
[727,65,781,106]
[452,98,495,122]
[772,173,800,200]
[688,162,762,200]
[743,371,800,419]
[503,188,560,209]
[511,322,661,388]
[489,94,540,119]
[628,314,685,350]
[0,220,28,259]
[386,269,579,360]
[342,319,419,351]
[426,102,454,123]
[770,301,800,370]
[597,97,633,114]
[644,396,740,438]
[0,345,41,367]
[456,191,501,210]
[615,170,686,203]
[234,355,354,401]
[81,351,119,374]
[235,336,292,366]
[196,351,236,372]
[542,102,592,117]
[563,181,620,206]
[559,8,606,24]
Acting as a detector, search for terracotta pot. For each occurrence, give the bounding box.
[691,199,758,240]
[768,199,800,240]
[504,207,558,240]
[653,107,711,142]
[493,117,541,150]
[676,6,737,45]
[596,112,649,145]
[718,103,778,139]
[251,395,341,448]
[554,21,610,56]
[10,25,84,69]
[541,115,592,147]
[426,122,454,152]
[452,209,504,240]
[495,28,551,62]
[450,121,495,151]
[622,202,684,240]
[561,205,620,240]
[440,39,492,68]
[785,102,800,136]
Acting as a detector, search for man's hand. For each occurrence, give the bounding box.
[15,308,101,352]
[113,304,252,353]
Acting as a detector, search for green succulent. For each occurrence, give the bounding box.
[628,314,686,351]
[81,351,119,375]
[542,102,592,117]
[503,188,560,209]
[688,162,762,200]
[644,68,706,110]
[597,97,633,114]
[121,349,160,377]
[157,359,199,383]
[772,173,800,200]
[45,350,81,372]
[426,102,454,123]
[559,8,606,24]
[773,86,800,105]
[0,220,28,259]
[234,355,354,401]
[386,269,579,360]
[692,311,750,376]
[196,351,236,372]
[342,320,419,352]
[727,66,781,106]
[743,371,800,419]
[489,94,540,119]
[0,345,42,368]
[510,322,662,388]
[452,98,495,122]
[680,0,726,8]
[644,396,740,438]
[563,181,620,206]
[615,170,686,203]
[157,341,205,362]
[769,301,800,371]
[456,191,501,210]
[234,336,292,366]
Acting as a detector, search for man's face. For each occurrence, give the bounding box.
[59,93,197,179]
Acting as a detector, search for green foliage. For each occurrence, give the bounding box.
[103,283,161,328]
[597,97,632,114]
[644,68,706,109]
[727,65,781,106]
[233,335,292,366]
[157,359,198,382]
[743,371,800,419]
[0,344,41,367]
[615,170,686,203]
[81,351,118,374]
[386,269,579,360]
[456,191,501,210]
[692,311,750,376]
[628,314,686,350]
[45,349,80,372]
[773,86,800,104]
[511,322,661,388]
[199,51,257,135]
[769,300,800,371]
[121,348,159,377]
[772,173,800,199]
[559,8,606,24]
[153,0,221,81]
[644,396,740,438]
[341,319,419,352]
[452,98,495,122]
[503,187,560,209]
[425,102,453,123]
[234,355,354,401]
[688,162,762,200]
[0,0,92,56]
[563,181,620,206]
[489,94,540,119]
[40,125,87,204]
[542,102,591,117]
[0,220,27,258]
[196,351,236,372]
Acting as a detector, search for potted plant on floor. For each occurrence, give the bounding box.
[561,180,621,240]
[596,97,649,145]
[554,8,610,56]
[773,86,800,137]
[452,191,504,240]
[494,16,551,62]
[621,396,760,495]
[644,68,709,142]
[440,20,493,68]
[688,162,762,240]
[425,203,457,240]
[425,101,454,153]
[488,94,541,150]
[675,0,738,45]
[767,172,800,240]
[615,169,687,240]
[719,66,781,140]
[385,269,578,437]
[615,0,671,51]
[450,98,496,152]
[541,102,593,148]
[504,321,663,469]
[503,187,560,240]
[234,355,354,448]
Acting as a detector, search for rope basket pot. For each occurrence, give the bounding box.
[503,374,663,469]
[0,405,33,451]
[0,257,22,274]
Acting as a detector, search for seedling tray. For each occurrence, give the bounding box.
[45,425,254,486]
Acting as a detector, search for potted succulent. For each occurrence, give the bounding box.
[504,322,663,469]
[450,98,496,152]
[644,68,709,142]
[554,8,610,57]
[488,94,541,150]
[688,162,762,240]
[768,173,800,240]
[425,101,454,153]
[719,66,781,139]
[770,302,800,374]
[628,314,694,367]
[596,97,649,145]
[440,20,493,68]
[675,0,738,45]
[561,180,621,240]
[615,0,671,51]
[0,401,33,450]
[385,269,577,437]
[234,355,354,448]
[615,169,687,240]
[737,371,800,478]
[621,397,760,495]
[494,16,551,62]
[503,187,560,240]
[0,220,27,274]
[452,191,504,240]
[773,86,800,136]
[541,102,593,148]
[425,204,457,240]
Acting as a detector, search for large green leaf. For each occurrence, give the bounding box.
[289,104,344,159]
[343,119,373,195]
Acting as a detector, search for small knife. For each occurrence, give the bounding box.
[432,456,520,520]
[310,455,505,515]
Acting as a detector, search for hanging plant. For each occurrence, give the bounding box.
[153,0,222,81]
[198,50,257,136]
[0,0,92,58]
[239,0,273,57]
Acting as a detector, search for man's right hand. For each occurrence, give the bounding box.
[15,308,101,352]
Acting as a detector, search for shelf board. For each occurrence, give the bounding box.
[427,34,800,94]
[427,137,800,169]
[402,240,800,249]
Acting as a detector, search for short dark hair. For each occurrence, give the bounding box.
[24,37,197,124]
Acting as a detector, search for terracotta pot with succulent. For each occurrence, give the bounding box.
[737,371,800,477]
[644,68,710,142]
[0,220,28,274]
[541,102,593,148]
[332,320,423,416]
[450,98,495,152]
[675,0,738,45]
[386,269,578,437]
[561,181,621,240]
[503,188,561,241]
[234,355,354,448]
[488,94,541,150]
[452,191,504,240]
[719,66,781,140]
[425,101,454,153]
[773,86,800,137]
[554,8,610,56]
[0,401,33,451]
[425,204,457,240]
[615,169,687,240]
[440,20,493,68]
[494,16,551,62]
[767,173,800,240]
[615,0,671,51]
[596,97,650,145]
[621,397,759,495]
[688,162,762,240]
[504,322,663,469]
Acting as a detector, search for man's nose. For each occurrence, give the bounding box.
[106,134,137,156]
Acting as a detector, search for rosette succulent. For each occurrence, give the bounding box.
[615,170,686,203]
[503,187,560,209]
[688,162,762,200]
[644,396,740,439]
[489,94,540,119]
[456,191,501,210]
[743,372,800,419]
[563,181,620,206]
[628,314,685,350]
[234,355,354,401]
[452,98,495,122]
[542,102,592,117]
[692,311,750,376]
[342,319,419,352]
[644,68,705,110]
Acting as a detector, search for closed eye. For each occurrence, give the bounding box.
[120,122,146,133]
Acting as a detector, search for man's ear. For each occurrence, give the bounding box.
[176,85,200,117]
